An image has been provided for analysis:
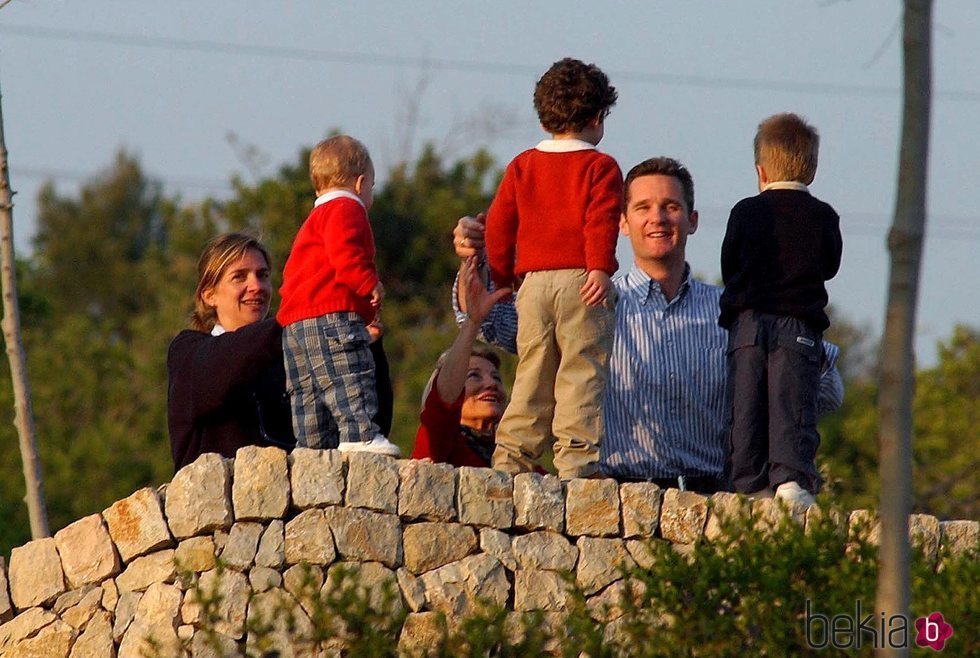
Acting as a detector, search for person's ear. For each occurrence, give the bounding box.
[201,287,216,307]
[620,212,629,236]
[353,174,366,195]
[588,114,604,129]
[688,210,699,235]
[755,164,769,189]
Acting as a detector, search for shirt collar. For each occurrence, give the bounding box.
[534,139,597,153]
[624,263,693,304]
[761,181,810,193]
[211,323,226,337]
[314,189,365,208]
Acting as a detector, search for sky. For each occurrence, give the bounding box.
[1,1,978,367]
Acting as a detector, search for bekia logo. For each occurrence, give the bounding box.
[915,612,953,651]
[805,600,955,651]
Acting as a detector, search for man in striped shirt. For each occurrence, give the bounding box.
[452,156,843,494]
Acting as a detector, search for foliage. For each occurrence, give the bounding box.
[818,325,979,519]
[170,510,978,657]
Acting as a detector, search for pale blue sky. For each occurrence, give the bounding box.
[2,1,978,365]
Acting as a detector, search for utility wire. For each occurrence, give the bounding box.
[3,23,980,102]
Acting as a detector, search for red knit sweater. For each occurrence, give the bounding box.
[277,193,379,326]
[485,145,623,289]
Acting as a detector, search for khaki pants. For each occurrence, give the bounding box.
[492,269,614,480]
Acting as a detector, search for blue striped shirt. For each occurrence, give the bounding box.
[451,263,843,480]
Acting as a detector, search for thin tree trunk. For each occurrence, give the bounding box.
[0,79,49,538]
[876,1,931,655]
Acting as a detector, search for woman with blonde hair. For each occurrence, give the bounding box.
[167,233,294,470]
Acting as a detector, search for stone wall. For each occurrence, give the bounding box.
[0,446,976,657]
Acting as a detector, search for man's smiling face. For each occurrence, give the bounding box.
[620,173,699,268]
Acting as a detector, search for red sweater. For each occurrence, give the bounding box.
[485,144,623,290]
[411,383,492,468]
[277,193,379,326]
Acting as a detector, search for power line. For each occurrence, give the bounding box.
[3,23,980,102]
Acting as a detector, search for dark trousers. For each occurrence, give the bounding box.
[370,336,394,437]
[725,311,822,494]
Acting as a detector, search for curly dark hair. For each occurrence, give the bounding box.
[533,58,618,134]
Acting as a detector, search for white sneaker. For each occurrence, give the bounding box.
[337,436,401,457]
[775,481,815,508]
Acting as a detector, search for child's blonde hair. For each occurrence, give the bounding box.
[309,135,373,193]
[754,113,819,184]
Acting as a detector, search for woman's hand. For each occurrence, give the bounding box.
[460,256,510,325]
[453,214,486,258]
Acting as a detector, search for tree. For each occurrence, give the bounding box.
[0,78,49,538]
[876,1,932,649]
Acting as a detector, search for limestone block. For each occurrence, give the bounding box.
[289,447,345,509]
[586,578,647,623]
[804,503,847,538]
[0,557,11,623]
[102,487,173,563]
[396,568,426,612]
[398,459,456,522]
[0,607,57,651]
[847,509,880,547]
[115,549,177,593]
[232,446,290,521]
[620,482,663,539]
[60,587,102,630]
[625,539,661,570]
[54,514,121,589]
[68,609,114,658]
[117,582,183,658]
[325,561,402,615]
[398,612,449,657]
[513,472,565,532]
[909,514,941,564]
[345,452,399,513]
[940,520,978,555]
[112,591,141,642]
[249,566,282,593]
[323,506,403,568]
[9,538,66,609]
[165,453,233,539]
[283,564,324,619]
[704,492,751,542]
[659,489,708,544]
[255,520,285,569]
[174,536,217,573]
[3,622,74,658]
[752,497,806,531]
[577,537,635,595]
[196,569,249,639]
[284,509,337,566]
[246,589,314,658]
[457,466,513,529]
[511,531,577,571]
[420,554,509,617]
[513,570,573,611]
[565,478,620,537]
[100,580,118,614]
[220,521,264,570]
[403,522,478,574]
[479,528,518,572]
[52,587,90,615]
[190,630,238,658]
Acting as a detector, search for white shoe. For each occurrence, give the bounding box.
[337,436,401,457]
[746,488,774,500]
[775,481,815,508]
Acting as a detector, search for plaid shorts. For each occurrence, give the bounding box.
[282,312,380,449]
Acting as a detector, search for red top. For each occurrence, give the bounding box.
[277,193,379,326]
[485,144,623,290]
[411,381,495,468]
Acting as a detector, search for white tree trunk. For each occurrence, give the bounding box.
[876,1,932,655]
[0,80,49,538]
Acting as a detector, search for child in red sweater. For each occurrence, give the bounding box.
[277,135,399,456]
[485,58,622,480]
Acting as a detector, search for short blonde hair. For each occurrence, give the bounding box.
[309,135,373,193]
[754,113,819,184]
[192,233,270,332]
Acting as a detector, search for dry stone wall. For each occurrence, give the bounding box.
[0,446,977,657]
